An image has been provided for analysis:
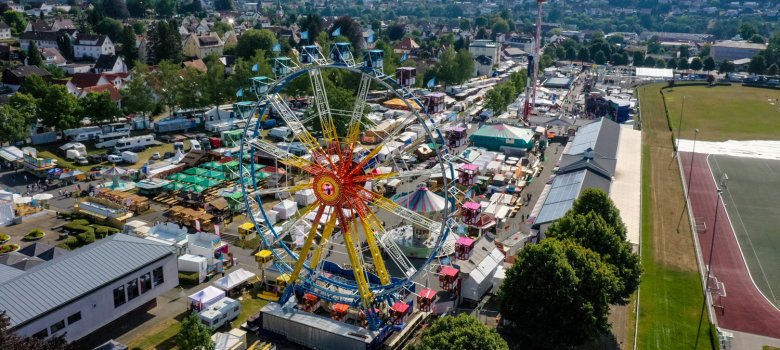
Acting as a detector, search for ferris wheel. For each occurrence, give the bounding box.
[238,43,456,329]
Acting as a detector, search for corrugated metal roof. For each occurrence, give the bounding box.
[535,170,612,225]
[0,235,174,328]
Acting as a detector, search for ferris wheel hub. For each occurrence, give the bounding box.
[313,172,344,206]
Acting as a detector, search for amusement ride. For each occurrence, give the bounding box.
[237,43,460,331]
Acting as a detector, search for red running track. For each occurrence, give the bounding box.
[681,151,780,338]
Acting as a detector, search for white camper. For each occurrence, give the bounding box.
[199,297,241,329]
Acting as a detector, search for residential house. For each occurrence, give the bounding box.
[469,40,499,77]
[80,84,122,106]
[52,19,76,31]
[183,32,224,59]
[0,21,10,40]
[136,35,148,64]
[0,235,178,342]
[41,47,67,66]
[93,54,127,74]
[20,31,61,51]
[65,73,110,96]
[2,66,52,91]
[222,30,237,47]
[24,19,52,33]
[394,37,420,55]
[101,72,129,89]
[74,34,115,60]
[182,59,207,73]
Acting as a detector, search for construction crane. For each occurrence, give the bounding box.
[523,0,546,122]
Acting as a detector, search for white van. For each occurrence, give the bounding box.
[114,135,156,152]
[189,139,202,151]
[199,297,241,329]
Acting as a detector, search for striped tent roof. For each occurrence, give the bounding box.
[395,186,446,213]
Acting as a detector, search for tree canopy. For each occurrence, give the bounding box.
[26,41,43,67]
[235,29,276,59]
[81,92,122,124]
[498,238,619,349]
[175,313,214,350]
[410,313,507,350]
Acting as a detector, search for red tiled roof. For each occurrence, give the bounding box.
[69,73,104,89]
[82,84,121,102]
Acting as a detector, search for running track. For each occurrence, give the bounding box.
[681,151,780,338]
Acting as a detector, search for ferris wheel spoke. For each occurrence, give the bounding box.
[246,137,318,171]
[308,210,339,277]
[288,205,326,284]
[347,74,372,144]
[354,168,441,183]
[270,202,320,245]
[370,194,443,233]
[248,182,312,197]
[266,94,333,167]
[355,205,417,279]
[308,68,340,144]
[349,112,419,176]
[335,209,374,308]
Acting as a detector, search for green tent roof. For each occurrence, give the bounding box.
[167,173,189,181]
[202,170,228,180]
[201,161,222,170]
[163,182,189,191]
[185,184,207,193]
[183,167,209,176]
[470,124,535,141]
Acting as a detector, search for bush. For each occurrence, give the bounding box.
[63,223,95,235]
[23,229,45,241]
[71,219,90,226]
[57,237,79,250]
[0,233,9,242]
[178,271,200,286]
[77,231,96,245]
[0,243,20,254]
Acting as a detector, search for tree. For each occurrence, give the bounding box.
[149,20,183,63]
[298,14,324,40]
[768,63,779,76]
[655,59,667,68]
[121,26,138,68]
[235,29,276,59]
[40,85,82,130]
[9,92,38,124]
[330,16,364,51]
[577,47,590,62]
[57,35,73,60]
[410,314,508,350]
[632,51,644,66]
[81,92,122,124]
[0,105,29,143]
[126,0,151,17]
[475,16,488,27]
[749,55,766,74]
[497,239,619,349]
[491,18,509,39]
[213,0,234,11]
[593,50,606,65]
[690,57,703,71]
[3,10,27,36]
[703,56,715,71]
[146,60,181,114]
[95,18,124,42]
[666,58,677,69]
[0,311,73,350]
[43,64,66,78]
[749,34,765,44]
[102,0,130,19]
[122,64,155,117]
[565,47,577,61]
[454,49,475,84]
[678,57,689,70]
[387,24,405,41]
[176,313,214,350]
[642,56,655,67]
[459,19,470,31]
[203,59,231,109]
[26,41,43,67]
[155,0,176,17]
[718,60,735,74]
[475,28,488,40]
[21,74,49,99]
[739,23,758,40]
[678,45,690,58]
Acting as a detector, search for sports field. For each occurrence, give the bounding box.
[664,85,780,141]
[708,154,780,307]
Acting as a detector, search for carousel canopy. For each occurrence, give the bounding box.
[394,186,446,213]
[102,166,128,176]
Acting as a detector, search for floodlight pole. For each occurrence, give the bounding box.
[675,96,686,156]
[704,189,723,298]
[685,129,699,200]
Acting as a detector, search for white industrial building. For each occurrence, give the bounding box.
[0,235,178,342]
[711,40,766,63]
[456,238,505,302]
[469,40,500,77]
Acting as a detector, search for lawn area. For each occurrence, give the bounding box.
[636,84,716,349]
[35,140,186,172]
[664,84,780,141]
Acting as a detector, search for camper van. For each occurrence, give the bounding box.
[114,135,156,152]
[95,129,131,149]
[189,139,202,151]
[63,126,102,142]
[199,297,241,329]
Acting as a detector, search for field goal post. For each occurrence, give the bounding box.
[707,273,726,313]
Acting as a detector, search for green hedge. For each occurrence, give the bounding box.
[94,225,119,239]
[23,229,45,241]
[77,231,96,245]
[178,271,200,286]
[63,223,94,235]
[57,237,79,250]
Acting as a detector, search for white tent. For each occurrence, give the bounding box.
[188,286,226,310]
[212,268,256,291]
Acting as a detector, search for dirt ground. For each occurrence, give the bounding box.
[642,87,698,271]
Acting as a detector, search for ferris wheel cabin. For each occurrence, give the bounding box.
[300,45,323,64]
[330,42,354,64]
[272,57,294,78]
[395,67,416,87]
[363,50,384,70]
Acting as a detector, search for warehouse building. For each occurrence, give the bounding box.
[711,40,767,62]
[0,234,178,342]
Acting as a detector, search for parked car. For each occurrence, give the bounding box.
[76,156,89,165]
[151,152,161,160]
[163,151,174,159]
[107,155,123,163]
[158,135,173,143]
[87,154,105,163]
[90,166,105,172]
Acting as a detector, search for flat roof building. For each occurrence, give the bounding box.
[711,40,766,63]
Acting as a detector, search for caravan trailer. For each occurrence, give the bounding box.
[114,135,156,152]
[199,297,241,329]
